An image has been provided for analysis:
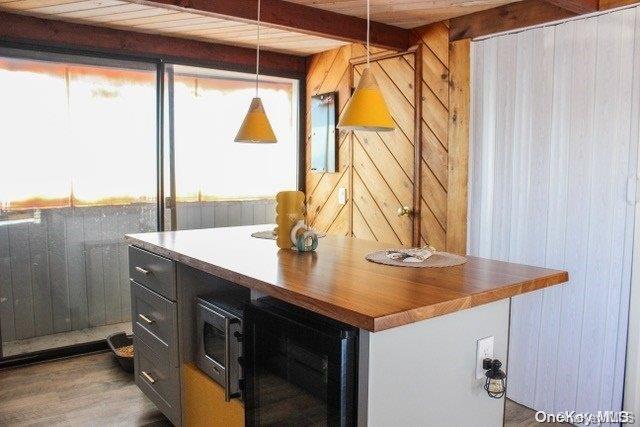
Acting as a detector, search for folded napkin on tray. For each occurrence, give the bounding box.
[386,246,436,263]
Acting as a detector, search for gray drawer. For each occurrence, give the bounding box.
[129,246,176,300]
[134,336,180,426]
[131,280,179,367]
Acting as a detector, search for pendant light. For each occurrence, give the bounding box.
[235,0,277,143]
[337,0,395,132]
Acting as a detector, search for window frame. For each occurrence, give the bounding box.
[165,64,300,204]
[0,41,305,232]
[0,41,305,364]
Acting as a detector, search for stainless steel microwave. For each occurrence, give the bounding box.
[195,297,243,401]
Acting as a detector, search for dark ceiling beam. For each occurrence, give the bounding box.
[135,0,411,51]
[449,0,577,41]
[544,0,598,14]
[0,12,306,78]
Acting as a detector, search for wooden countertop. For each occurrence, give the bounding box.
[125,225,568,332]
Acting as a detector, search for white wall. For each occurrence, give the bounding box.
[468,6,640,417]
[358,300,509,427]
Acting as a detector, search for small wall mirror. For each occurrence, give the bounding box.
[310,92,338,173]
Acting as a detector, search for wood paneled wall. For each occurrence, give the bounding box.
[304,22,470,253]
[305,44,353,236]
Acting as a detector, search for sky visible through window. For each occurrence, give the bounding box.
[0,56,157,211]
[0,58,298,212]
[171,68,298,201]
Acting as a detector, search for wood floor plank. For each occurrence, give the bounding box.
[0,347,559,426]
[0,352,169,426]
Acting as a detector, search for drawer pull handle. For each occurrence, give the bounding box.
[135,266,150,275]
[141,371,156,384]
[138,314,154,324]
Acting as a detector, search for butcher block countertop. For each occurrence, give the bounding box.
[125,225,568,332]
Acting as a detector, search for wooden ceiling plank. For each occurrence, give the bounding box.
[101,7,177,24]
[0,0,89,10]
[75,7,167,23]
[144,18,242,32]
[184,24,281,37]
[27,0,126,14]
[227,31,342,44]
[449,0,577,41]
[131,0,411,50]
[287,0,517,28]
[56,3,148,19]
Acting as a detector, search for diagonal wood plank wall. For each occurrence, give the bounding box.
[305,22,469,253]
[351,49,416,246]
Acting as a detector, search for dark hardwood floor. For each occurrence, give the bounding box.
[0,351,560,426]
[0,351,169,426]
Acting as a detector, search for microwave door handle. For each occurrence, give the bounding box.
[224,316,231,402]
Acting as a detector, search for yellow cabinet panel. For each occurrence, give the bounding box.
[182,363,244,427]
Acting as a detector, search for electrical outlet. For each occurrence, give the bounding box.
[476,336,494,379]
[338,187,347,205]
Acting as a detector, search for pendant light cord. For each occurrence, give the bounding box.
[366,0,370,68]
[256,0,261,97]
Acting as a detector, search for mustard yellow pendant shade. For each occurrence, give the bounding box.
[235,97,277,143]
[337,67,395,132]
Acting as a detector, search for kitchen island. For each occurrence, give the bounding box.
[125,225,568,426]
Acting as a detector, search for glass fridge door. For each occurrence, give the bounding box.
[243,298,357,427]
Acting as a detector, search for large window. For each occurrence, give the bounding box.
[0,49,301,360]
[170,65,298,201]
[0,50,158,358]
[0,53,157,212]
[165,65,298,231]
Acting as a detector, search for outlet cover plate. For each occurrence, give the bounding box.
[338,187,347,205]
[476,336,494,379]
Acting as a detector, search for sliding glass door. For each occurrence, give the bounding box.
[0,49,157,358]
[164,65,299,231]
[0,51,301,361]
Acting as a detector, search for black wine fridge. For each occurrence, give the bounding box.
[243,297,358,426]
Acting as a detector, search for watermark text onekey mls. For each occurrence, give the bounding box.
[535,410,636,424]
